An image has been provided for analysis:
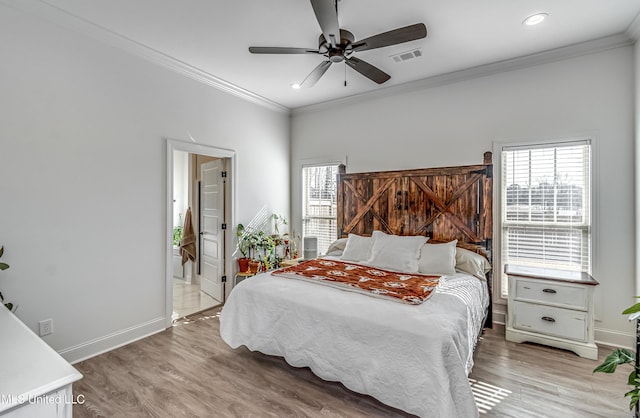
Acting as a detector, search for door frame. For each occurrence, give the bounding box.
[165,138,236,328]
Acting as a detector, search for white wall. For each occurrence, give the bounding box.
[636,40,640,301]
[0,5,289,362]
[292,46,635,347]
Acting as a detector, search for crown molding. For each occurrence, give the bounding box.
[627,11,640,42]
[0,0,290,114]
[292,33,633,116]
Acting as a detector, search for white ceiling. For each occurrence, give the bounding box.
[30,0,640,109]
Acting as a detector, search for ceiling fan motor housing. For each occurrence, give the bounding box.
[319,29,354,61]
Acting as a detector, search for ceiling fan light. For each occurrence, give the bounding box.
[523,13,548,26]
[291,83,301,89]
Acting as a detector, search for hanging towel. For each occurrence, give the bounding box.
[180,207,196,266]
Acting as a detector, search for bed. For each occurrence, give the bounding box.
[220,153,493,417]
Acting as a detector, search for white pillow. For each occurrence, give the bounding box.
[325,237,348,256]
[418,240,458,275]
[455,247,491,279]
[341,234,374,262]
[366,230,427,272]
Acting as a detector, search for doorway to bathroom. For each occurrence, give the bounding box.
[165,140,235,326]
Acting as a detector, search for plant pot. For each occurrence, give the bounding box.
[237,257,251,273]
[248,260,261,274]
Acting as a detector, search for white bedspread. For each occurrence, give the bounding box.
[220,269,489,418]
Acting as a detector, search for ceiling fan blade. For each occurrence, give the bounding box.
[249,47,319,54]
[345,57,390,84]
[300,61,332,87]
[310,0,340,48]
[352,23,427,52]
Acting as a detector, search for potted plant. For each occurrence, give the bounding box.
[173,213,184,247]
[173,225,184,247]
[237,215,290,273]
[0,246,13,311]
[254,214,290,269]
[248,229,268,273]
[261,233,282,271]
[237,224,269,273]
[593,299,640,416]
[236,224,252,272]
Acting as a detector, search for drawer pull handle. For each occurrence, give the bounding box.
[541,316,556,323]
[542,288,557,294]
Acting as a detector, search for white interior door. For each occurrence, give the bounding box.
[199,159,224,301]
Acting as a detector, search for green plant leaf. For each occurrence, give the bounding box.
[594,349,635,373]
[0,262,8,271]
[623,303,640,315]
[4,302,13,311]
[173,225,184,246]
[626,387,640,410]
[0,246,4,257]
[0,291,3,302]
[629,370,637,386]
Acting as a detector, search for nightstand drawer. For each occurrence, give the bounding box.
[514,278,588,310]
[512,301,587,342]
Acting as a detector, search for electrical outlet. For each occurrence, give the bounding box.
[39,318,53,336]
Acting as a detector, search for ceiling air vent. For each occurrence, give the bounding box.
[390,48,423,63]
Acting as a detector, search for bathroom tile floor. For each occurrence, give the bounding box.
[172,278,220,321]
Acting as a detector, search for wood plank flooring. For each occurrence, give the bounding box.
[73,308,630,417]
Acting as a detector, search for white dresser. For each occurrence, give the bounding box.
[0,308,82,417]
[505,264,599,360]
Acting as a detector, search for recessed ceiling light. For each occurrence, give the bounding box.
[523,13,548,26]
[291,83,301,89]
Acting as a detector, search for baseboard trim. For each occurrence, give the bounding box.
[492,306,507,327]
[595,327,634,350]
[59,316,166,364]
[489,323,506,335]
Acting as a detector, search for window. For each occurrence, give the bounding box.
[500,140,591,296]
[302,164,340,255]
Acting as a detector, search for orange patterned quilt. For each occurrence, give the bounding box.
[271,259,441,305]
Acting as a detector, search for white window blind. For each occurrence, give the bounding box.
[501,140,591,295]
[302,164,339,255]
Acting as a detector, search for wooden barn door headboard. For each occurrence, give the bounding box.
[337,152,494,325]
[337,152,492,250]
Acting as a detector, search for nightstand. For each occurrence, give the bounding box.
[280,258,303,268]
[234,271,255,286]
[505,264,599,360]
